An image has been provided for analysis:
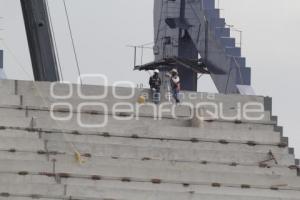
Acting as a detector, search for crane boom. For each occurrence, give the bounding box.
[20,0,60,82]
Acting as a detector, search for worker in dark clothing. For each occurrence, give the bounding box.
[149,69,161,103]
[170,69,180,103]
[149,69,161,91]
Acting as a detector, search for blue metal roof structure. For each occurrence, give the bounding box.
[140,0,254,94]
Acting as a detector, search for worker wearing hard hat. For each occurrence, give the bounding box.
[149,69,161,92]
[170,69,180,103]
[149,69,161,103]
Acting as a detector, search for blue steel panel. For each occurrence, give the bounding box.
[202,0,215,9]
[153,0,252,93]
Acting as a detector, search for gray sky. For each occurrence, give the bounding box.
[0,0,300,157]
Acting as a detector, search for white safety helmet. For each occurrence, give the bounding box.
[171,68,178,74]
[154,69,159,74]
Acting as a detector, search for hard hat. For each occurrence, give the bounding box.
[171,69,178,74]
[154,69,159,74]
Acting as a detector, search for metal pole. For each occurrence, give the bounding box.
[204,18,209,62]
[134,46,137,67]
[140,46,144,66]
[240,30,242,50]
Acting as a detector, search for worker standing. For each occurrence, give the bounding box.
[149,69,161,103]
[170,69,180,103]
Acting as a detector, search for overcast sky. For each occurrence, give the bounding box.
[0,0,300,157]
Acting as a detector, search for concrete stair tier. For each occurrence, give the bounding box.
[0,79,300,200]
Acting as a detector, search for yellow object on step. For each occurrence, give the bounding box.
[74,150,85,164]
[137,95,146,104]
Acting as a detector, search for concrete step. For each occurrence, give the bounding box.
[0,198,60,200]
[1,181,300,200]
[0,173,54,186]
[66,184,300,200]
[27,108,274,131]
[0,151,47,162]
[0,95,20,107]
[0,80,273,123]
[43,134,290,155]
[0,79,15,95]
[1,85,268,121]
[45,142,295,166]
[1,167,300,199]
[0,132,287,158]
[0,114,282,146]
[0,137,297,175]
[0,80,267,107]
[51,159,300,189]
[0,137,44,152]
[37,126,284,146]
[0,108,25,118]
[0,135,291,167]
[0,80,147,104]
[46,155,299,177]
[0,183,64,198]
[2,176,300,200]
[0,108,191,131]
[0,129,39,139]
[13,96,271,126]
[0,159,51,173]
[0,126,282,146]
[28,111,274,133]
[40,134,287,155]
[0,115,31,128]
[61,90,264,111]
[0,155,296,183]
[19,100,273,124]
